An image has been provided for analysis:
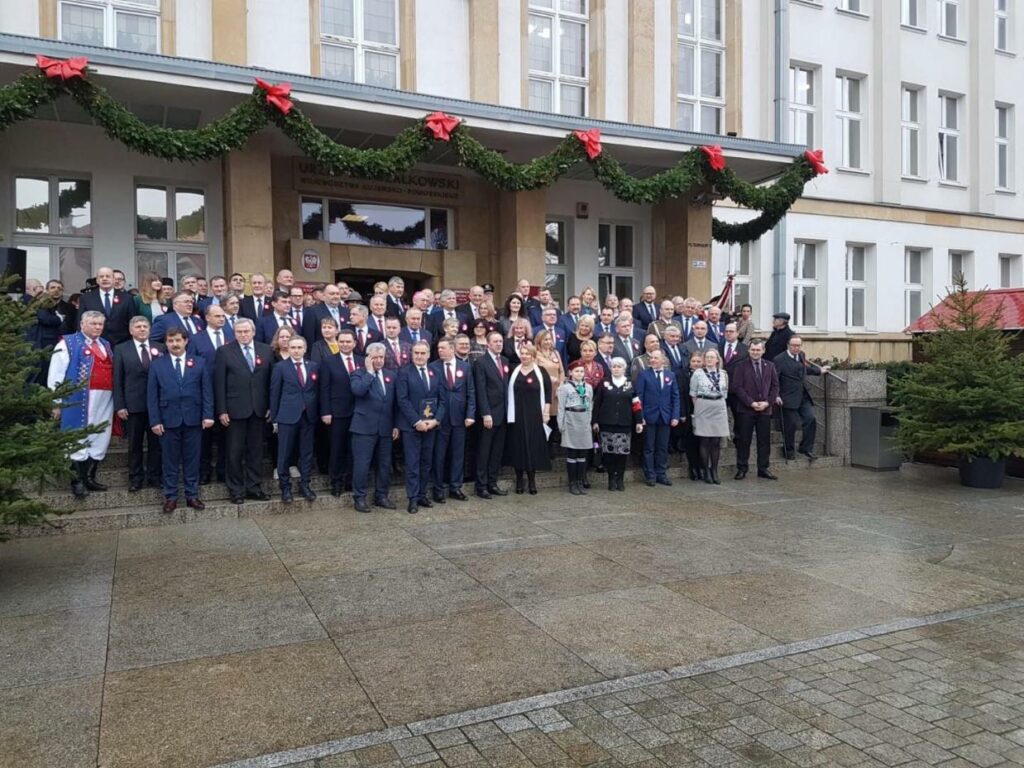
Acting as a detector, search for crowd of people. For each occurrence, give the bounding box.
[31,267,828,514]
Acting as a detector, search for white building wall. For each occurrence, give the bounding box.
[497,0,522,107]
[246,0,311,74]
[0,0,38,37]
[415,0,469,99]
[175,0,213,61]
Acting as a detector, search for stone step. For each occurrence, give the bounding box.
[5,454,843,538]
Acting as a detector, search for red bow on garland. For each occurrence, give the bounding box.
[804,149,828,175]
[255,78,294,115]
[573,128,602,160]
[700,145,726,172]
[425,111,461,141]
[36,55,88,81]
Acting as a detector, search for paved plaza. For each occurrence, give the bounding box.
[1,466,1023,767]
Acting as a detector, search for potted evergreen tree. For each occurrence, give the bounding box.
[891,276,1024,488]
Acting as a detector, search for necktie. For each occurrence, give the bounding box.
[330,307,338,323]
[377,371,386,394]
[280,315,288,328]
[755,361,763,386]
[726,345,733,363]
[244,346,255,372]
[175,357,183,381]
[346,356,355,374]
[295,362,305,387]
[139,343,149,368]
[214,329,223,348]
[495,356,503,379]
[411,330,418,343]
[359,328,366,349]
[103,292,111,314]
[228,316,235,331]
[393,341,400,359]
[420,367,429,388]
[659,373,663,390]
[447,363,454,388]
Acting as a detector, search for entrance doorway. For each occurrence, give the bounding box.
[333,269,429,301]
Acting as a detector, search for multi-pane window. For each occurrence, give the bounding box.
[938,94,961,182]
[1000,254,1021,288]
[902,86,922,177]
[544,219,568,307]
[902,0,922,26]
[135,184,208,285]
[948,250,971,287]
[836,74,864,169]
[597,222,635,306]
[300,196,451,250]
[996,0,1009,51]
[528,1,589,117]
[320,0,399,88]
[59,0,160,53]
[996,104,1012,190]
[789,65,816,148]
[844,244,868,329]
[792,242,820,328]
[727,242,752,311]
[938,0,959,37]
[675,0,725,133]
[904,248,925,325]
[14,175,93,287]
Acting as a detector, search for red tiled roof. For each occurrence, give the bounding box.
[905,288,1024,333]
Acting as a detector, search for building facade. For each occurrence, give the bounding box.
[1,0,1021,360]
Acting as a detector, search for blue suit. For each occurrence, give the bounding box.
[430,358,476,495]
[706,321,726,346]
[150,312,204,343]
[636,367,681,482]
[188,326,235,367]
[350,367,397,503]
[558,313,583,337]
[257,313,298,345]
[397,362,446,502]
[188,326,235,481]
[399,327,432,347]
[147,353,213,500]
[270,358,320,489]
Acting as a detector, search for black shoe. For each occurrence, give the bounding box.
[758,470,778,480]
[711,469,721,485]
[331,484,342,497]
[375,497,396,510]
[617,475,626,491]
[799,450,818,462]
[146,478,162,489]
[84,460,107,492]
[129,482,143,492]
[704,471,715,484]
[580,473,590,489]
[407,500,419,514]
[784,451,797,461]
[645,479,656,487]
[71,480,89,499]
[246,490,271,501]
[281,487,293,503]
[528,476,538,495]
[418,497,433,508]
[515,476,525,494]
[432,492,447,504]
[595,465,607,473]
[488,484,508,497]
[230,495,245,504]
[688,466,699,481]
[569,481,582,495]
[734,470,748,480]
[656,477,672,486]
[449,490,468,501]
[299,485,316,502]
[475,488,492,500]
[200,474,212,486]
[608,475,616,491]
[354,499,371,513]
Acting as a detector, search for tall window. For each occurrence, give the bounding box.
[839,0,864,12]
[836,74,864,169]
[727,242,752,310]
[135,184,208,285]
[597,222,635,305]
[792,242,820,328]
[938,0,959,37]
[938,94,961,182]
[1000,254,1021,288]
[14,175,92,288]
[676,0,725,133]
[844,244,868,329]
[904,248,925,325]
[320,0,399,88]
[902,0,922,26]
[902,86,922,177]
[544,219,568,307]
[528,1,589,116]
[996,0,1009,51]
[948,249,971,287]
[996,104,1012,190]
[789,65,816,148]
[59,0,160,53]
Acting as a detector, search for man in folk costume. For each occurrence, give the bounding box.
[48,310,115,499]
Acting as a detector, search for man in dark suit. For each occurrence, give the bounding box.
[397,341,445,514]
[215,317,272,504]
[613,316,643,365]
[636,350,680,486]
[595,334,616,380]
[256,291,298,345]
[532,307,567,360]
[705,306,727,346]
[731,339,780,480]
[399,308,432,346]
[147,327,214,514]
[774,336,829,461]
[595,307,617,339]
[430,338,475,502]
[428,289,461,336]
[384,276,407,320]
[719,323,748,374]
[30,280,74,350]
[270,335,319,503]
[381,318,411,371]
[317,328,362,496]
[527,287,560,327]
[238,273,272,322]
[661,326,690,373]
[190,304,234,483]
[151,291,204,343]
[473,331,510,499]
[765,312,794,361]
[113,316,164,491]
[456,285,485,327]
[78,266,132,345]
[682,320,716,360]
[347,305,382,355]
[632,286,659,331]
[303,283,350,346]
[557,296,584,336]
[349,342,398,513]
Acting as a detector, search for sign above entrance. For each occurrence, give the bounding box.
[293,159,465,206]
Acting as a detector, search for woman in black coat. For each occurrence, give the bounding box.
[591,357,644,491]
[504,343,552,494]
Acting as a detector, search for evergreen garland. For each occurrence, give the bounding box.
[0,62,825,244]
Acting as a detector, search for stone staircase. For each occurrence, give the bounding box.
[4,431,840,538]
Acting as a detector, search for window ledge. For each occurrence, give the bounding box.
[836,167,871,177]
[995,48,1017,58]
[901,24,927,34]
[901,175,928,184]
[937,180,968,190]
[791,0,824,9]
[937,34,967,45]
[994,187,1017,196]
[836,7,870,20]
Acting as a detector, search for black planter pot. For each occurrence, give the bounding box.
[957,456,1006,489]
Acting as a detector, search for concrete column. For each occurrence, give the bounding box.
[212,0,247,65]
[628,0,656,125]
[874,0,901,205]
[496,189,546,299]
[469,0,500,103]
[652,198,713,300]
[223,136,274,278]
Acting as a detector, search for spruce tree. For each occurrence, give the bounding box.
[0,284,100,540]
[892,275,1024,462]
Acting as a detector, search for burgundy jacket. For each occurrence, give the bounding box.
[729,357,780,415]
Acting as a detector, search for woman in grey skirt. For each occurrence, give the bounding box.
[557,361,594,495]
[690,348,730,484]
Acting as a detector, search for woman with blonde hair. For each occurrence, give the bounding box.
[690,348,730,484]
[579,286,600,315]
[134,273,166,321]
[534,328,565,448]
[504,343,552,494]
[566,314,596,363]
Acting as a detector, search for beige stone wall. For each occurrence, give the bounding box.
[497,189,547,299]
[223,135,274,278]
[469,0,500,103]
[652,198,714,300]
[212,0,247,65]
[798,336,914,363]
[628,0,656,125]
